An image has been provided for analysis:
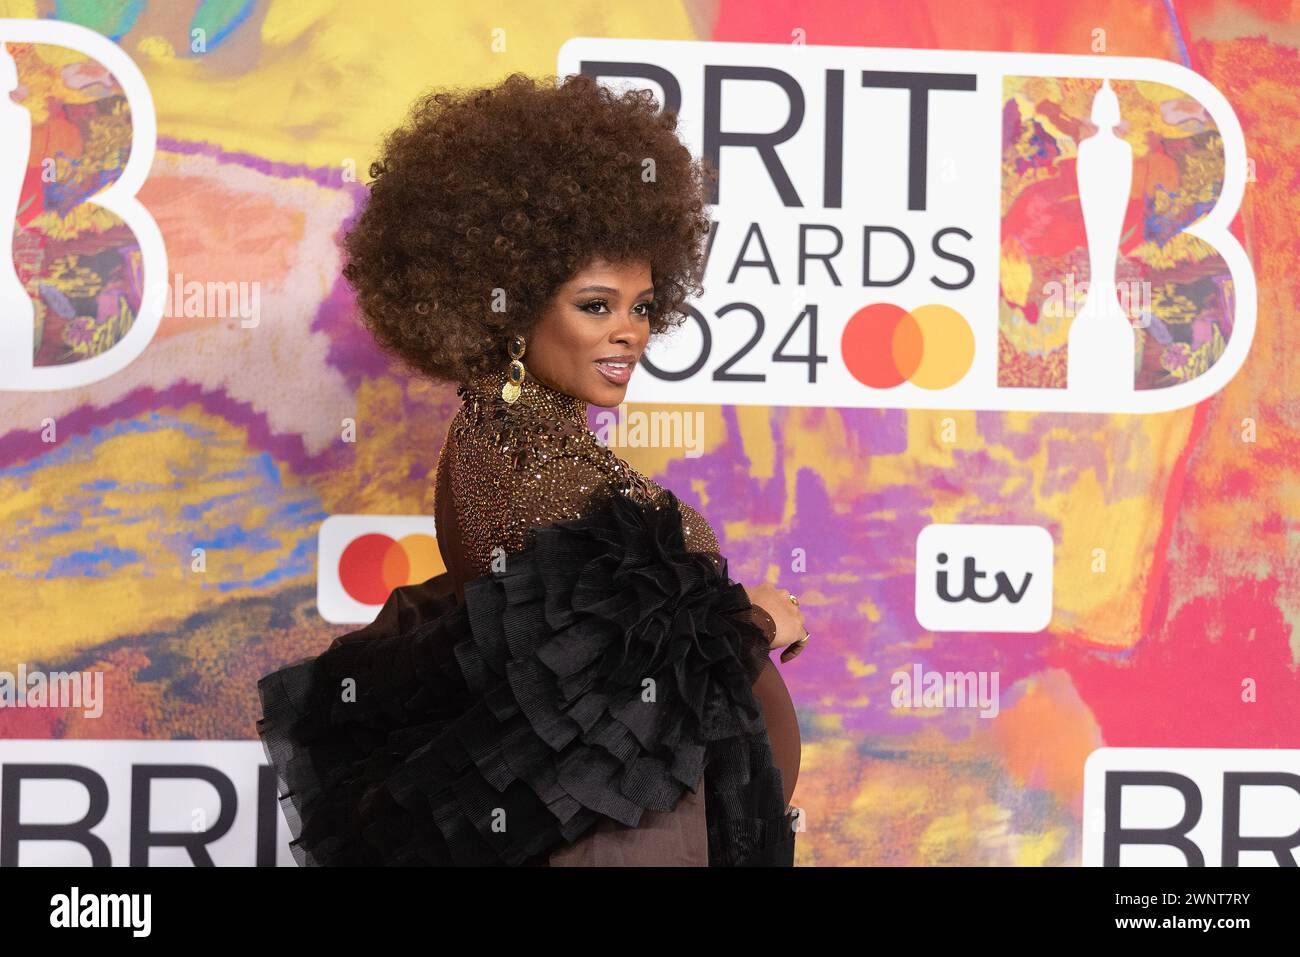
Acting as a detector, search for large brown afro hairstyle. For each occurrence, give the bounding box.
[341,72,716,385]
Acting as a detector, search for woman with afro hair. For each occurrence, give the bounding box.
[257,72,808,867]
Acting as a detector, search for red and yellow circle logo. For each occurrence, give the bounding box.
[842,303,975,390]
[337,532,441,605]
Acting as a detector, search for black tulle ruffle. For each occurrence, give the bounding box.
[256,489,794,865]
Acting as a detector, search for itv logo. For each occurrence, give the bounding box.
[915,523,1053,632]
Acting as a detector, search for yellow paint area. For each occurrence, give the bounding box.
[121,0,701,171]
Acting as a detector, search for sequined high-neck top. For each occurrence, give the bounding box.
[433,369,723,593]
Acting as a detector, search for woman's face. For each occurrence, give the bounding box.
[523,258,655,408]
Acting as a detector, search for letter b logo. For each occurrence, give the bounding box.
[0,20,164,391]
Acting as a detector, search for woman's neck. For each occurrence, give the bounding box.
[458,368,588,426]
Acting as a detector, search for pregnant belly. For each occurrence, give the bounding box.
[752,657,801,807]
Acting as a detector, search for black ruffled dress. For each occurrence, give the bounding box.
[256,489,796,866]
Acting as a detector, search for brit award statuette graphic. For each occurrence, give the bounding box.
[1066,78,1138,399]
[0,19,164,391]
[557,39,1256,415]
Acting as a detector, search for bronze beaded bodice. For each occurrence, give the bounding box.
[433,369,723,587]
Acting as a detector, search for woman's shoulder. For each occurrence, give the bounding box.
[441,389,722,557]
[675,497,721,555]
[447,392,654,496]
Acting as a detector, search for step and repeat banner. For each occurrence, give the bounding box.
[0,1,1295,866]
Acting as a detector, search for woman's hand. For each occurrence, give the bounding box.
[745,582,809,663]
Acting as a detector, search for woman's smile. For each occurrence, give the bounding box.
[593,353,637,386]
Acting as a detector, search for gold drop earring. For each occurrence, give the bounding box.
[501,335,527,403]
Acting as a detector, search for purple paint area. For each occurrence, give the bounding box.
[157,137,361,192]
[639,398,1052,738]
[0,381,337,477]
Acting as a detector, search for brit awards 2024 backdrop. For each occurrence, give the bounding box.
[0,1,1294,867]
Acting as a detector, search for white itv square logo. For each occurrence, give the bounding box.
[914,524,1053,632]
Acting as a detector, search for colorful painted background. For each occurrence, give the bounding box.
[0,0,1295,866]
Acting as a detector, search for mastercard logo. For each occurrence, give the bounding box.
[842,304,975,390]
[317,515,444,623]
[338,532,442,605]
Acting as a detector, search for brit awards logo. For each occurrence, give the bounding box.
[557,39,1255,414]
[0,19,164,392]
